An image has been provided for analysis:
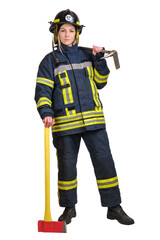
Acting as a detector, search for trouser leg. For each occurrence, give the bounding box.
[53,134,81,207]
[82,129,121,207]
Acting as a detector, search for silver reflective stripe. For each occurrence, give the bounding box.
[55,65,72,76]
[37,97,52,108]
[94,71,109,83]
[52,117,105,132]
[82,111,103,117]
[86,66,101,111]
[53,121,84,131]
[54,114,81,124]
[62,77,70,103]
[62,78,67,84]
[91,78,100,110]
[36,78,54,88]
[97,177,119,189]
[58,179,77,190]
[94,75,108,83]
[54,111,104,124]
[98,179,118,187]
[63,79,70,104]
[66,88,70,103]
[58,182,76,188]
[84,118,105,124]
[54,61,93,76]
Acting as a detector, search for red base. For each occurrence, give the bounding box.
[38,220,66,233]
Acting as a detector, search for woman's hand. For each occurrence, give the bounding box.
[43,116,55,128]
[92,45,103,55]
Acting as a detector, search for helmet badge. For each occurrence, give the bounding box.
[65,14,74,23]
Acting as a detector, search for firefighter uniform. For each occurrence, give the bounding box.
[35,42,121,207]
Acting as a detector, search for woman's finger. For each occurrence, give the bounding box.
[43,116,54,128]
[92,45,103,55]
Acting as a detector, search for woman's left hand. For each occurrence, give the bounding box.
[92,45,103,55]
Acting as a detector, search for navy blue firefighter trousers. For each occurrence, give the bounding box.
[53,129,121,207]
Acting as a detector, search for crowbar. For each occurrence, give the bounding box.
[79,46,120,69]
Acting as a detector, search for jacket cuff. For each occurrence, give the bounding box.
[91,47,105,62]
[38,107,54,120]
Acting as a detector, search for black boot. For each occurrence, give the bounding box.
[58,206,76,224]
[107,205,134,225]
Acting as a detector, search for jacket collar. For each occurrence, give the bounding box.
[57,43,78,55]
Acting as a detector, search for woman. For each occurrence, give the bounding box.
[35,9,134,225]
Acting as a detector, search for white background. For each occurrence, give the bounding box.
[0,0,160,239]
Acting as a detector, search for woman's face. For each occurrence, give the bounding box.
[58,23,76,46]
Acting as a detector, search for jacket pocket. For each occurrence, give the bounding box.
[58,70,76,115]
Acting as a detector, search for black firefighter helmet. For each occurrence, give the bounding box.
[49,9,85,44]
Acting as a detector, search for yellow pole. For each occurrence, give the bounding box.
[44,127,52,222]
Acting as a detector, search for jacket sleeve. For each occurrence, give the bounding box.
[34,53,55,120]
[92,51,110,89]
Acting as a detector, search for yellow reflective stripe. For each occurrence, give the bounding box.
[66,108,76,116]
[94,69,109,83]
[53,120,84,132]
[97,176,118,183]
[58,179,77,190]
[55,113,81,124]
[91,67,102,111]
[37,97,52,108]
[97,176,119,189]
[71,109,76,115]
[87,67,101,111]
[84,117,105,125]
[94,76,109,83]
[52,116,105,132]
[54,110,104,124]
[59,72,68,104]
[94,69,109,79]
[58,179,77,185]
[54,19,60,23]
[76,21,80,25]
[87,67,97,105]
[98,182,119,189]
[58,184,77,190]
[65,71,74,103]
[36,77,54,88]
[65,108,70,116]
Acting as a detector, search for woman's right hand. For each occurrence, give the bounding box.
[43,116,55,128]
[92,45,103,55]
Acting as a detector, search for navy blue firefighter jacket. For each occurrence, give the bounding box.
[35,43,110,137]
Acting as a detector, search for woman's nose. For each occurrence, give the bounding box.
[65,31,69,37]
